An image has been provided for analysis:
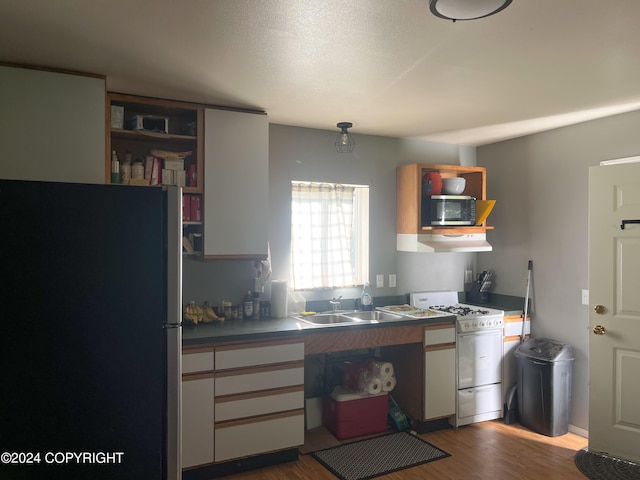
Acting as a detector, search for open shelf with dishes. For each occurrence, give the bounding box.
[397,163,492,234]
[396,163,495,252]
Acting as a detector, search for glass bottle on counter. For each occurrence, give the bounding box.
[360,281,373,311]
[243,291,253,320]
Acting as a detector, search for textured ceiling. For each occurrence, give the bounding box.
[2,0,640,145]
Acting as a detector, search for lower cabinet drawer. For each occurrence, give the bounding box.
[215,386,304,422]
[214,411,304,462]
[215,363,304,396]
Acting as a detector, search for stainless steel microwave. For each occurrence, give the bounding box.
[422,195,476,226]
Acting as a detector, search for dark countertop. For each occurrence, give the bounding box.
[182,311,456,346]
[462,293,526,316]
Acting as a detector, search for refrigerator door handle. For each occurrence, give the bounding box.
[164,185,183,480]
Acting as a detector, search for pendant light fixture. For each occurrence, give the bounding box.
[429,0,512,22]
[335,122,355,153]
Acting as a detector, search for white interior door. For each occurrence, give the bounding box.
[588,162,640,462]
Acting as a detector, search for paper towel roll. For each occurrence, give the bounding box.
[271,280,288,318]
[381,375,396,392]
[358,371,382,395]
[369,360,394,379]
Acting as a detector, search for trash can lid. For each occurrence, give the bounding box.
[514,338,574,362]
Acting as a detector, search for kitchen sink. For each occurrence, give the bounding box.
[296,309,404,326]
[297,313,366,326]
[342,310,403,321]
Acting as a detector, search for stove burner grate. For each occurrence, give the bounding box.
[429,305,491,316]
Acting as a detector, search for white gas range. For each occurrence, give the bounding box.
[410,291,505,427]
[409,291,504,332]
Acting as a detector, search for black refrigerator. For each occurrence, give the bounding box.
[0,180,182,480]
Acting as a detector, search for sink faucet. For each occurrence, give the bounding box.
[329,296,342,312]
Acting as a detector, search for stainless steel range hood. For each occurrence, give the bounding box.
[397,233,492,253]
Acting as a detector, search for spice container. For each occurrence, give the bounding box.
[243,291,253,319]
[132,161,144,179]
[252,292,260,320]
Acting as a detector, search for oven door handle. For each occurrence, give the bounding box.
[458,330,502,338]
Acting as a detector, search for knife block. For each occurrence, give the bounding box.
[465,283,489,304]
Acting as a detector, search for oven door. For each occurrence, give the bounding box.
[457,330,502,389]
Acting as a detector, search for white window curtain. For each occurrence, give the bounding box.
[291,182,356,289]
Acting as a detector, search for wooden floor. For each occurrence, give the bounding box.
[225,421,588,480]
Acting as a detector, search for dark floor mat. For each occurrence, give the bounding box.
[311,431,450,480]
[575,447,640,480]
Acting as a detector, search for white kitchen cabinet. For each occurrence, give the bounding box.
[213,337,304,462]
[215,411,304,463]
[424,325,456,419]
[182,347,215,469]
[203,108,269,259]
[0,65,105,184]
[502,314,530,399]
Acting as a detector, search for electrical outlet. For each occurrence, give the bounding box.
[389,274,397,288]
[582,289,589,305]
[376,274,384,288]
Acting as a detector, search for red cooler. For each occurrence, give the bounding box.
[322,386,388,440]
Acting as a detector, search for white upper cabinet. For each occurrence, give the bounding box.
[203,108,269,259]
[0,66,105,184]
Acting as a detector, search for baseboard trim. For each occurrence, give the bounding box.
[569,424,589,438]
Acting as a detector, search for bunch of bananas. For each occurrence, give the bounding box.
[201,302,223,323]
[183,301,224,325]
[183,302,203,325]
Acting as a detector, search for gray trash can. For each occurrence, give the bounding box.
[514,338,574,437]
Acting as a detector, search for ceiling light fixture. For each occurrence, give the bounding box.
[335,122,355,153]
[429,0,512,22]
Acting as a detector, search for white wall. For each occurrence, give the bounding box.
[183,124,476,305]
[477,108,640,433]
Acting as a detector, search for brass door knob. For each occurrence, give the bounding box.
[593,325,606,335]
[594,305,607,314]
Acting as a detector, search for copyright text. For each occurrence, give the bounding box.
[1,451,124,465]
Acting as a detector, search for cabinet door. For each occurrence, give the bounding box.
[215,411,304,463]
[204,108,268,258]
[182,374,214,469]
[0,66,105,183]
[424,346,456,419]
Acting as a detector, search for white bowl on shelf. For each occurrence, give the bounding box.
[441,177,466,194]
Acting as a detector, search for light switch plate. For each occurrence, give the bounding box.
[582,289,589,305]
[376,274,384,288]
[389,274,397,288]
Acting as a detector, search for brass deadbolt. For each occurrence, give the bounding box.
[594,305,607,314]
[593,325,606,335]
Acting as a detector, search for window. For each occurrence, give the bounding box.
[291,181,369,290]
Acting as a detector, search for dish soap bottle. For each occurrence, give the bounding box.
[360,281,373,311]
